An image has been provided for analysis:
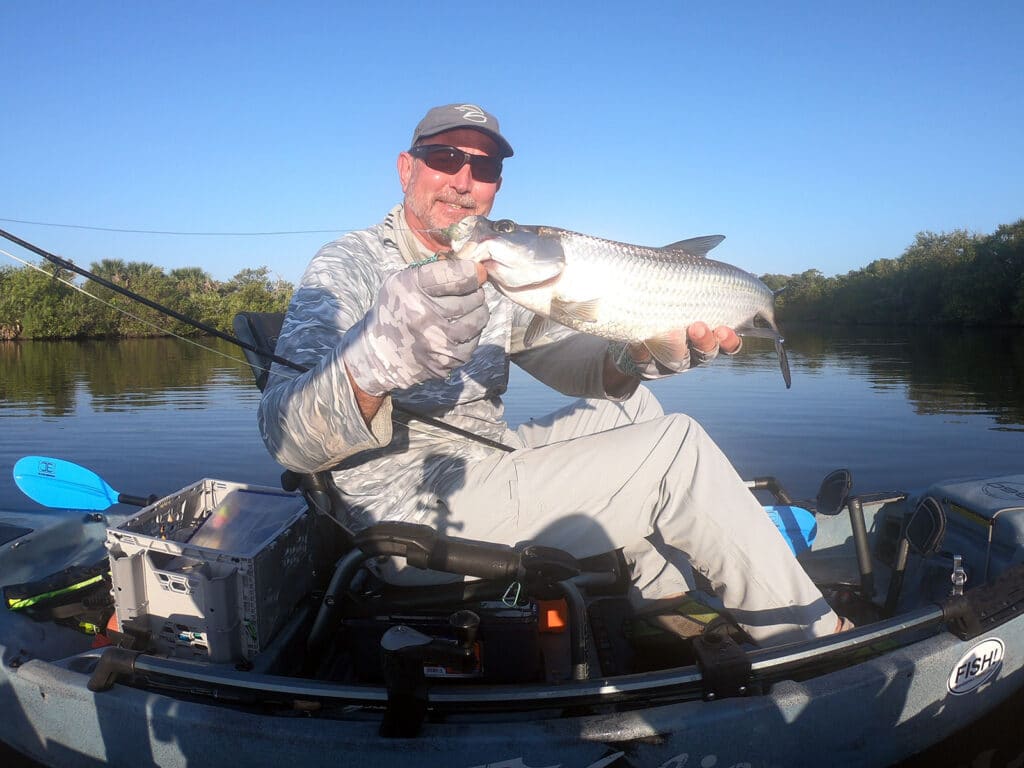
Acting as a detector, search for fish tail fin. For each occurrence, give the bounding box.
[736,325,792,389]
[775,336,792,389]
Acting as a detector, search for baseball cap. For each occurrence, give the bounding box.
[410,103,514,158]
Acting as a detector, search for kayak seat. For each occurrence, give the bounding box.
[232,311,287,392]
[233,312,634,674]
[232,310,626,571]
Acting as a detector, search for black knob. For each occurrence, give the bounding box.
[450,610,480,648]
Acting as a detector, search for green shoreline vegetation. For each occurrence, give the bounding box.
[762,219,1024,327]
[1,218,1021,340]
[0,262,292,340]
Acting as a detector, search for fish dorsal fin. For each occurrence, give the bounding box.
[551,296,600,324]
[662,234,725,258]
[644,332,690,370]
[523,314,559,348]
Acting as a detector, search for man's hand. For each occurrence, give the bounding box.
[343,260,489,397]
[610,322,742,380]
[686,322,742,363]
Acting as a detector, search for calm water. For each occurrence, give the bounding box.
[1,327,1024,766]
[2,327,1022,507]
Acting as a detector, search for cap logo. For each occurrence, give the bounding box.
[454,104,489,124]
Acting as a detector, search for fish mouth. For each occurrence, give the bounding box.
[445,216,487,251]
[482,260,563,291]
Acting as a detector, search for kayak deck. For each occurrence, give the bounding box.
[3,473,1024,767]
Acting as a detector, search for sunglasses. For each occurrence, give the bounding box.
[408,144,503,184]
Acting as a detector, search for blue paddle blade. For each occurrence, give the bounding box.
[13,456,121,511]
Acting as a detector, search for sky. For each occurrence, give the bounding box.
[1,2,1021,286]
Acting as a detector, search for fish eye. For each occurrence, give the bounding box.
[493,219,516,234]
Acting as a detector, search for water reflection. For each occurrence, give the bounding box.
[0,341,83,417]
[0,338,256,416]
[3,329,1022,430]
[766,326,1024,429]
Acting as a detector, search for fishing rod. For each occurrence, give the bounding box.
[0,227,303,372]
[0,228,514,453]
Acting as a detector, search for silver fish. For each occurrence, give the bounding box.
[447,216,791,388]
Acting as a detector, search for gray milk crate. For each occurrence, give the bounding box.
[105,479,312,663]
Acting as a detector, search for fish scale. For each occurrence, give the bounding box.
[448,216,792,387]
[555,230,776,342]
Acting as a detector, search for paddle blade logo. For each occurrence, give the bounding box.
[948,637,1004,695]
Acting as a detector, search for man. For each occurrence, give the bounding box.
[259,103,842,645]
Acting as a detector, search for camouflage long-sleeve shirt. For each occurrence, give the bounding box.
[258,205,622,529]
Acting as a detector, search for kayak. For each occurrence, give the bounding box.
[3,311,1023,767]
[2,237,1020,767]
[3,457,1024,768]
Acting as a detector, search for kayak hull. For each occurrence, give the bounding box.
[3,472,1024,767]
[3,617,1024,768]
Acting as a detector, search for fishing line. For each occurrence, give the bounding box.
[0,247,289,378]
[0,228,515,453]
[0,227,309,372]
[2,250,490,450]
[0,216,345,236]
[0,215,453,240]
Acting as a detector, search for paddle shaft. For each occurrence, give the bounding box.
[119,493,158,508]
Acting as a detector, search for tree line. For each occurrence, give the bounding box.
[1,218,1022,339]
[763,219,1024,326]
[0,260,293,339]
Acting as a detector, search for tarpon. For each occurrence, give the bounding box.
[447,216,791,388]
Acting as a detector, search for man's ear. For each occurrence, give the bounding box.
[397,151,414,193]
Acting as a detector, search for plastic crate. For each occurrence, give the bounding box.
[106,479,312,663]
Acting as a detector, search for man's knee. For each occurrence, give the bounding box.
[659,411,700,438]
[626,384,665,422]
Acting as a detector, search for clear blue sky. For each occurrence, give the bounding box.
[2,2,1021,285]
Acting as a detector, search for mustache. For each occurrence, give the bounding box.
[435,193,477,209]
[426,195,478,244]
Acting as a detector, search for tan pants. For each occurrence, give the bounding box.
[430,386,838,646]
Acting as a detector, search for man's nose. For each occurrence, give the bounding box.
[448,162,475,191]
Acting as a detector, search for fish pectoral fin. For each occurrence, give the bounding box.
[661,235,725,258]
[551,296,600,324]
[523,315,560,348]
[644,332,691,369]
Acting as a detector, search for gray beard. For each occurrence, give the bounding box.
[429,225,453,246]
